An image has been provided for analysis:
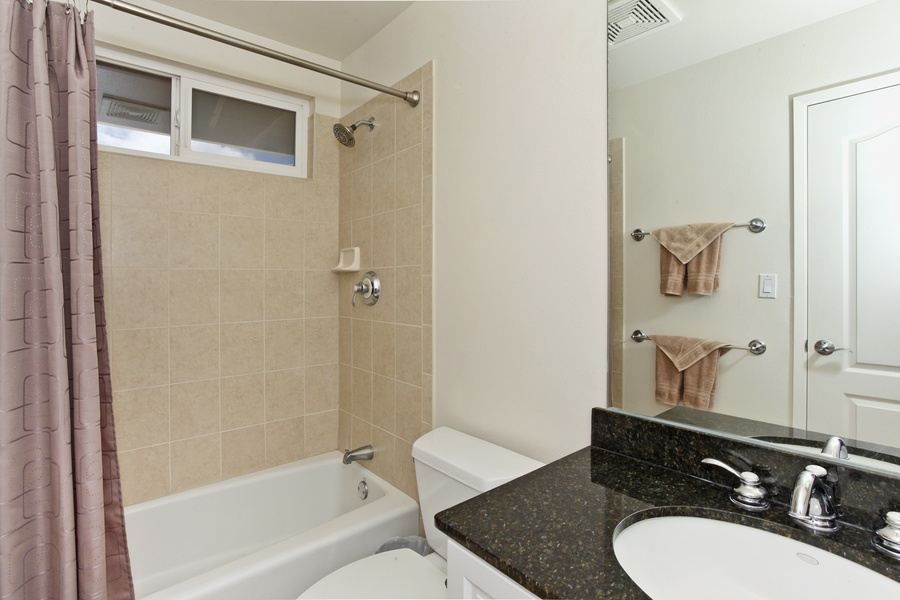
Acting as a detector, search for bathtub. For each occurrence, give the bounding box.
[124,451,419,600]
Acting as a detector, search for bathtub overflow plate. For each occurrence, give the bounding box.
[358,479,369,500]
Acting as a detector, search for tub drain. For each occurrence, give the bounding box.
[358,479,369,500]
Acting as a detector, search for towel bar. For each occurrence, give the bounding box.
[631,330,767,355]
[631,218,766,242]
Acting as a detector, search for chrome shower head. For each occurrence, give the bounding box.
[332,118,375,147]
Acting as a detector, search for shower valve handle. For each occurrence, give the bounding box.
[352,281,370,307]
[352,271,381,307]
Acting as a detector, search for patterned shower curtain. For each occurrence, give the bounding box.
[0,1,133,598]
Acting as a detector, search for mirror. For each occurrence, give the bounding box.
[607,0,900,474]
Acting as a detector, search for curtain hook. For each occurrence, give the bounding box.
[68,0,88,24]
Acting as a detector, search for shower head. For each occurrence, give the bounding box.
[333,118,375,147]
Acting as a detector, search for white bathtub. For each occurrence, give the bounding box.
[124,451,419,600]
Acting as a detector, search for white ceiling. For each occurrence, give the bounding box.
[143,0,883,85]
[609,0,883,90]
[150,0,414,61]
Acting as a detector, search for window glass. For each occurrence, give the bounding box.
[95,51,308,177]
[190,89,296,166]
[96,62,172,155]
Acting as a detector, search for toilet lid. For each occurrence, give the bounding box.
[298,549,448,599]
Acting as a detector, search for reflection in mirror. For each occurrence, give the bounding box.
[607,0,900,473]
[653,407,900,474]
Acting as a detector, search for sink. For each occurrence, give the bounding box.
[613,515,900,600]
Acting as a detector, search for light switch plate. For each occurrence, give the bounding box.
[758,274,777,298]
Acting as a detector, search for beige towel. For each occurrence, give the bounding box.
[651,223,733,296]
[658,248,688,296]
[686,234,723,295]
[655,347,683,406]
[654,335,730,410]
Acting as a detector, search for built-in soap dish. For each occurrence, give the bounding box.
[332,247,360,272]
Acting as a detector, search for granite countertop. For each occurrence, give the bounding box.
[435,445,900,599]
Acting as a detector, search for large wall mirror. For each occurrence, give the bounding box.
[607,0,900,474]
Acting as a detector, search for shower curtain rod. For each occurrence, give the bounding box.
[91,0,420,107]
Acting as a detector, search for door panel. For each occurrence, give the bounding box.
[806,81,900,446]
[857,126,900,367]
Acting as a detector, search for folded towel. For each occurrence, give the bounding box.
[658,247,687,296]
[686,233,723,296]
[655,347,683,406]
[651,223,734,263]
[652,223,733,297]
[682,349,726,410]
[653,335,730,410]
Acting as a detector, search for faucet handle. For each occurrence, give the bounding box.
[874,511,900,560]
[701,458,769,512]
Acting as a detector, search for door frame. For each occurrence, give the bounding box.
[791,69,900,429]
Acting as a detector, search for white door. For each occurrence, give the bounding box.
[802,76,900,446]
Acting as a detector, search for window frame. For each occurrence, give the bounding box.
[96,47,309,178]
[179,76,305,172]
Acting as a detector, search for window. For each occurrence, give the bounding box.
[97,62,173,155]
[187,84,297,166]
[96,50,309,177]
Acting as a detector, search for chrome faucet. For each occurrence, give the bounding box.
[701,458,769,512]
[821,436,849,460]
[788,465,839,533]
[342,444,375,465]
[874,511,900,560]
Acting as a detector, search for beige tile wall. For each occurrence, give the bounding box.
[609,138,624,409]
[102,114,342,505]
[103,66,434,506]
[336,62,434,500]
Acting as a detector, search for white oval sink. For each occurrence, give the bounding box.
[614,516,900,600]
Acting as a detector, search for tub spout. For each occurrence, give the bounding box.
[343,445,375,464]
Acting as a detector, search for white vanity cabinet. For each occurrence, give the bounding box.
[447,539,539,599]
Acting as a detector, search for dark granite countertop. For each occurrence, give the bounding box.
[436,444,900,599]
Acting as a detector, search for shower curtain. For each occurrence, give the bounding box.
[0,1,133,598]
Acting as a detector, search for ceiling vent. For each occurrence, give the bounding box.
[104,99,161,125]
[608,0,682,48]
[99,96,171,134]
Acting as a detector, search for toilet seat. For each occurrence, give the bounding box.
[297,549,448,599]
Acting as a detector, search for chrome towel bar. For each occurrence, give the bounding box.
[631,330,767,355]
[631,218,766,242]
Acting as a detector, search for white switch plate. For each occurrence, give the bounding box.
[758,274,777,298]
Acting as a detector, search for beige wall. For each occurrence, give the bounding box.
[335,64,434,500]
[341,0,609,463]
[103,114,341,505]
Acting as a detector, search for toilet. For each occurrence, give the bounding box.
[299,427,543,599]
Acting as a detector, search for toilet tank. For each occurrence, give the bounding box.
[412,427,544,558]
